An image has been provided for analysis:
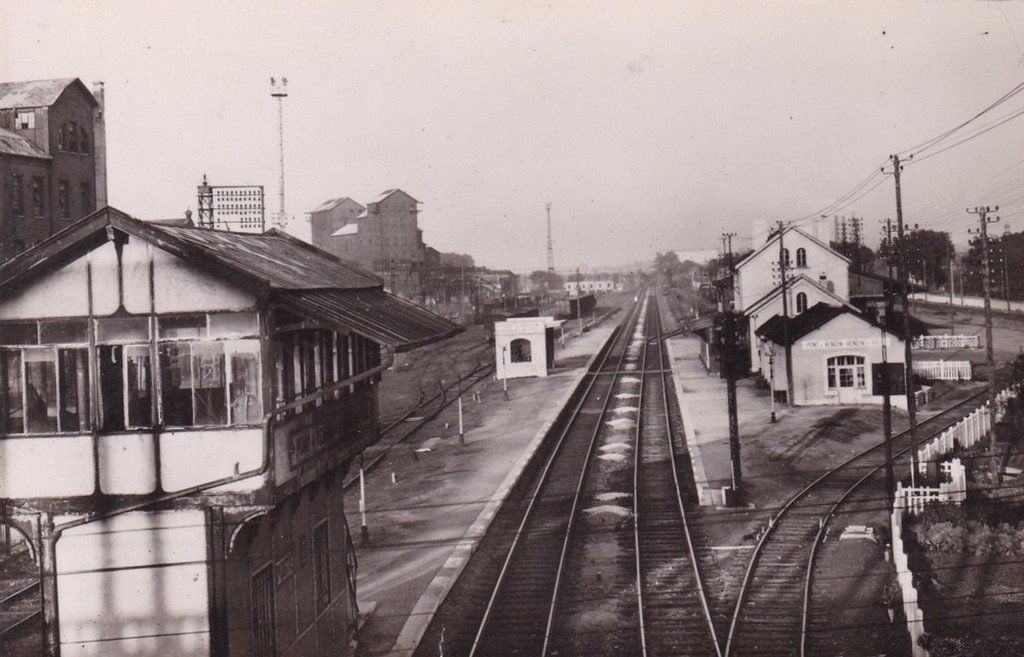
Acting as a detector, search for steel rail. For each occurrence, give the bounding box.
[632,297,653,657]
[798,383,1007,656]
[467,293,645,657]
[642,293,724,656]
[0,580,40,638]
[542,291,649,656]
[725,383,1001,657]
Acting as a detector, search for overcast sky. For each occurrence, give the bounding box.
[4,1,1024,270]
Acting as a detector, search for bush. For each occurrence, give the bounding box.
[911,516,1024,557]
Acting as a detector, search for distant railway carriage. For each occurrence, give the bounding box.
[0,207,459,657]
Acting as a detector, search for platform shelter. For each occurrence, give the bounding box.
[495,316,561,379]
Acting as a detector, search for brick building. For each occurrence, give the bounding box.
[0,78,106,260]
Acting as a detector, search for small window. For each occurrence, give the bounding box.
[796,248,807,268]
[159,315,206,340]
[67,122,79,152]
[10,173,24,216]
[96,317,150,343]
[796,292,808,314]
[251,565,277,657]
[0,323,38,345]
[24,348,58,433]
[58,180,70,219]
[97,345,152,430]
[57,126,65,151]
[15,111,34,130]
[80,128,89,154]
[40,319,88,344]
[31,176,45,217]
[80,182,93,215]
[510,338,532,363]
[313,521,332,613]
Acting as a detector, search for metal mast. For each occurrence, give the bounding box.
[270,77,288,230]
[546,202,554,274]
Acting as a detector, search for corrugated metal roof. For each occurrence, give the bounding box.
[276,289,462,351]
[150,224,382,290]
[0,78,87,109]
[0,128,50,159]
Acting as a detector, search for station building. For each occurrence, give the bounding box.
[755,303,907,407]
[0,207,459,656]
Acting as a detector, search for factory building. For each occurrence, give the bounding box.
[0,207,459,656]
[0,78,106,261]
[309,189,426,299]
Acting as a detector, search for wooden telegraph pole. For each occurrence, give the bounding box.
[722,232,741,496]
[777,220,795,405]
[890,154,919,485]
[967,205,1000,405]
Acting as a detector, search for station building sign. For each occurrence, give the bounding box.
[801,337,889,350]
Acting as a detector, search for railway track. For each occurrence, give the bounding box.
[0,579,40,651]
[414,292,720,656]
[726,382,1004,657]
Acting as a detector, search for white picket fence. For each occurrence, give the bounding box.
[915,387,1014,472]
[912,360,972,381]
[896,459,968,515]
[911,334,980,350]
[891,508,930,657]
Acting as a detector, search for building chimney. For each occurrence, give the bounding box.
[91,81,108,208]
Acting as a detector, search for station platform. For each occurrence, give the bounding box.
[346,321,620,656]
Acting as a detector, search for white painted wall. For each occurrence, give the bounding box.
[735,228,849,313]
[57,510,211,657]
[495,317,557,379]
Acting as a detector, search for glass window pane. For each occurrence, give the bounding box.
[1,349,24,433]
[159,315,206,340]
[126,345,152,428]
[160,343,193,426]
[96,317,150,344]
[41,320,88,344]
[192,342,227,425]
[98,345,125,431]
[0,323,37,345]
[209,312,258,338]
[231,351,262,424]
[24,348,58,433]
[59,348,90,432]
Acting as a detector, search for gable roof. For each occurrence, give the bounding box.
[368,188,419,205]
[735,225,851,271]
[755,302,897,346]
[0,207,460,351]
[743,273,856,317]
[309,197,364,214]
[0,78,96,109]
[0,127,50,159]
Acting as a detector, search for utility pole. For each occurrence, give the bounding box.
[576,267,583,335]
[722,235,742,495]
[777,220,795,405]
[967,205,1000,406]
[948,244,957,335]
[270,77,288,230]
[889,154,919,485]
[546,202,554,275]
[881,325,894,511]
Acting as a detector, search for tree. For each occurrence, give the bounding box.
[963,229,1024,302]
[440,252,475,268]
[529,270,564,293]
[892,229,953,289]
[829,241,875,272]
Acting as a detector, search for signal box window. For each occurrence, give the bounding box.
[15,111,34,130]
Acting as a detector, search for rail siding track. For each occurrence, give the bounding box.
[0,579,41,647]
[726,381,1005,657]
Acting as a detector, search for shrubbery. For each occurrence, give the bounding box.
[911,505,1024,557]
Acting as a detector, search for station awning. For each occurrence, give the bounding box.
[275,288,463,352]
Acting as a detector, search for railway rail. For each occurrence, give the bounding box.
[414,292,720,656]
[725,382,1007,657]
[0,579,40,650]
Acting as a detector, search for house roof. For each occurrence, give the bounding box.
[0,127,50,159]
[755,302,897,346]
[308,197,364,214]
[743,273,856,317]
[0,207,460,351]
[735,225,851,271]
[368,188,419,205]
[0,78,96,109]
[848,268,924,297]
